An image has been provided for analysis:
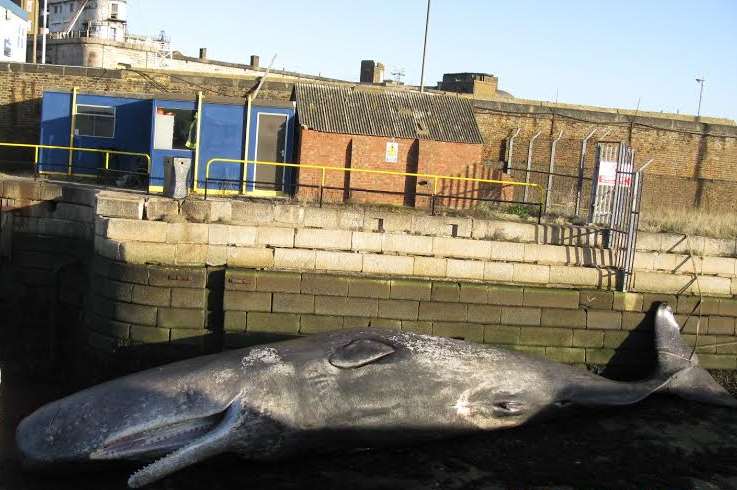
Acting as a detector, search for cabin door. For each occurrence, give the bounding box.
[254,113,288,191]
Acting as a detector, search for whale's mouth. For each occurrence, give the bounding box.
[93,411,226,461]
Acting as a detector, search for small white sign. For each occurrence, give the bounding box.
[385,141,399,163]
[597,160,617,186]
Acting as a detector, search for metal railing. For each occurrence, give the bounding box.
[204,158,546,220]
[0,142,151,188]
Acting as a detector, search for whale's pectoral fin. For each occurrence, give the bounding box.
[654,304,737,408]
[127,400,242,488]
[329,338,396,369]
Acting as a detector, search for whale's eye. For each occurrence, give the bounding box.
[492,400,526,417]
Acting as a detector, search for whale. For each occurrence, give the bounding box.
[16,304,737,488]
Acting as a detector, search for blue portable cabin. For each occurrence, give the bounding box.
[38,89,297,194]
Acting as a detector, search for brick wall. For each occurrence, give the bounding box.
[297,128,486,207]
[474,102,737,213]
[2,62,737,213]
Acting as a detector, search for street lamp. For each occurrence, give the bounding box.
[695,78,705,118]
[419,0,431,93]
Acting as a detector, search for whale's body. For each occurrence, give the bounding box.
[17,304,737,487]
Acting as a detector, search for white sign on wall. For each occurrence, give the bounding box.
[385,141,398,163]
[597,159,617,186]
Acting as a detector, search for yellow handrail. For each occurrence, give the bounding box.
[0,142,152,175]
[204,157,546,208]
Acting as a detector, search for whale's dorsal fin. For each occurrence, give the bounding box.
[329,338,395,369]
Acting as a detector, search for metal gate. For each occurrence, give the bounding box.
[589,142,646,292]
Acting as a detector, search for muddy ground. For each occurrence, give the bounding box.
[2,368,737,490]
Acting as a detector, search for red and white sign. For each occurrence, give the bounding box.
[598,160,617,186]
[598,160,632,188]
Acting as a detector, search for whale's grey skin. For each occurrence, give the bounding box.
[16,304,737,488]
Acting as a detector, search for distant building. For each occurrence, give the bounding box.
[38,0,172,69]
[438,73,511,99]
[360,60,385,84]
[1,0,28,62]
[46,0,127,41]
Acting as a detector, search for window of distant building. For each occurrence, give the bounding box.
[76,105,116,138]
[110,2,118,19]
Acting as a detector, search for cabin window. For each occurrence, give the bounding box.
[76,104,116,138]
[154,108,196,150]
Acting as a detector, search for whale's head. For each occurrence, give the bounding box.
[16,351,251,487]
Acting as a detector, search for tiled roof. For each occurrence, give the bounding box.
[295,83,483,144]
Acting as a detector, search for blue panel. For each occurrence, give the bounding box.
[245,104,296,192]
[39,91,72,173]
[198,102,246,191]
[39,91,152,177]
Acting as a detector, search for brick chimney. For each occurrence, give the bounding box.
[250,55,260,67]
[199,48,207,60]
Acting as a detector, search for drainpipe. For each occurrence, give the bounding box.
[523,131,541,203]
[506,128,521,172]
[574,128,598,216]
[546,130,563,211]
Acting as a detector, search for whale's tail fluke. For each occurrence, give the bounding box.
[654,303,737,408]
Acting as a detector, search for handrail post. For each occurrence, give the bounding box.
[67,87,78,176]
[33,146,39,179]
[431,176,439,215]
[319,168,326,207]
[104,152,110,170]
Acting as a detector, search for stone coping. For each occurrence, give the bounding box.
[92,216,736,297]
[3,177,736,258]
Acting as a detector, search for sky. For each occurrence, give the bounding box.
[128,0,737,121]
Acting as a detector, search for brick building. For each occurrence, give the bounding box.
[294,83,489,207]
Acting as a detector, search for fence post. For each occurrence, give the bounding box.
[574,128,597,217]
[546,130,563,212]
[523,131,541,203]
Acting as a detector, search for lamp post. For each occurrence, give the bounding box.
[419,0,431,93]
[695,78,705,118]
[41,0,48,64]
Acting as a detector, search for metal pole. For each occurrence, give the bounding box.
[523,131,541,203]
[574,128,597,216]
[41,0,47,64]
[696,78,705,118]
[419,0,431,93]
[67,87,77,176]
[546,130,563,211]
[31,0,38,63]
[506,128,520,172]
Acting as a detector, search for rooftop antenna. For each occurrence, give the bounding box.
[391,67,406,84]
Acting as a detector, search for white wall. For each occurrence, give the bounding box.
[0,6,28,62]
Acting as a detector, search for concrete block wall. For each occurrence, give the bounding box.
[218,270,736,370]
[85,257,218,361]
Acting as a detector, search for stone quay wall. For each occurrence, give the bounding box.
[1,177,736,375]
